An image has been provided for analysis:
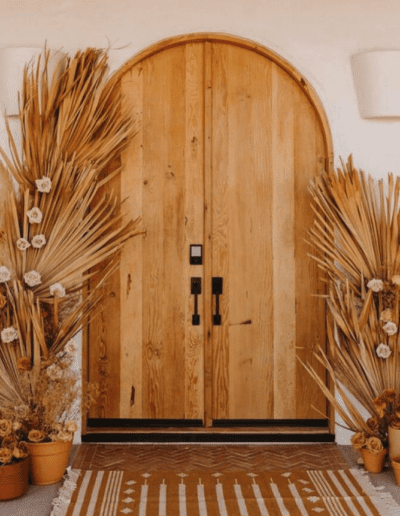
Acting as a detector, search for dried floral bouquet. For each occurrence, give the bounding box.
[303,156,400,454]
[0,47,142,459]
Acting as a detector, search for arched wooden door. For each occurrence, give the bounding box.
[86,34,332,430]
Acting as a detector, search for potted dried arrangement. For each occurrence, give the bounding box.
[303,156,400,474]
[0,415,29,500]
[0,47,142,486]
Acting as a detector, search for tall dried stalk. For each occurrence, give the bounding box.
[0,47,142,411]
[306,156,400,432]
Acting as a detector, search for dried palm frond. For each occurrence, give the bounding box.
[0,46,143,418]
[306,156,400,430]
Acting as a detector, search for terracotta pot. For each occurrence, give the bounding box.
[0,456,29,500]
[391,456,400,486]
[389,425,400,459]
[27,440,72,485]
[360,447,388,473]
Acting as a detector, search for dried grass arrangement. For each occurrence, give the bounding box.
[304,155,400,452]
[0,47,142,449]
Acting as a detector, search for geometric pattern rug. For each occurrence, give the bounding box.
[50,468,400,516]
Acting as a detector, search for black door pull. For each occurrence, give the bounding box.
[212,277,223,325]
[191,277,201,325]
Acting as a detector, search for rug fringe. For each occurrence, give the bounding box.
[350,467,400,516]
[50,467,81,516]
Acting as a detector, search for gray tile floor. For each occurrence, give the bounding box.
[1,445,399,516]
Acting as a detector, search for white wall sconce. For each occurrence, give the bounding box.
[351,50,400,119]
[0,47,66,117]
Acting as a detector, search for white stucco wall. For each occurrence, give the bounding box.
[0,0,399,444]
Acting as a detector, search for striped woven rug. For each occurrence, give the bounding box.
[50,468,400,516]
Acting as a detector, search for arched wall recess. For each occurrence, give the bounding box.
[84,33,334,438]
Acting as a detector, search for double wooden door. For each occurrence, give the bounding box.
[87,36,329,428]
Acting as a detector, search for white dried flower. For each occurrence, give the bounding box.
[65,421,78,433]
[24,270,42,287]
[49,282,66,298]
[57,431,73,442]
[367,278,384,292]
[16,238,31,251]
[1,326,19,343]
[14,405,29,418]
[46,364,63,380]
[376,343,392,359]
[380,309,393,322]
[392,275,400,286]
[383,321,398,336]
[35,176,52,193]
[12,421,21,431]
[26,207,43,224]
[31,234,46,249]
[65,340,78,355]
[0,266,11,283]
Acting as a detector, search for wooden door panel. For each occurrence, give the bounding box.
[118,44,205,420]
[87,36,329,426]
[211,43,274,419]
[293,86,327,418]
[270,63,297,419]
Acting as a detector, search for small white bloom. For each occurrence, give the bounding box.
[16,238,31,251]
[1,326,19,343]
[49,282,66,298]
[26,207,43,224]
[367,278,384,292]
[0,266,11,283]
[383,321,398,335]
[65,340,78,355]
[392,275,400,286]
[57,431,73,442]
[12,421,21,431]
[35,176,52,193]
[46,364,63,380]
[24,270,42,287]
[31,234,46,249]
[65,421,78,433]
[380,309,393,322]
[376,343,392,359]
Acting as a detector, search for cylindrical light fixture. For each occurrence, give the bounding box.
[0,47,66,117]
[351,50,400,119]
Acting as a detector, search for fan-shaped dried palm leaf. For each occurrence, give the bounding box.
[0,46,143,409]
[306,156,400,431]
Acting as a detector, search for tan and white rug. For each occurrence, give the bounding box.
[50,468,400,516]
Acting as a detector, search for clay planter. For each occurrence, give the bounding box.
[360,447,388,473]
[391,456,400,486]
[388,425,400,460]
[0,456,29,500]
[27,440,72,485]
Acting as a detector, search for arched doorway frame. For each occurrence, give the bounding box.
[112,32,333,172]
[83,33,336,437]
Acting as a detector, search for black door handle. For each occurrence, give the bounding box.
[191,277,201,325]
[212,277,223,325]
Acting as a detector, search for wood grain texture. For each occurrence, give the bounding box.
[211,43,275,420]
[271,63,297,418]
[293,85,327,419]
[112,33,333,164]
[85,36,332,429]
[210,42,230,419]
[184,42,205,419]
[88,159,121,418]
[203,42,214,427]
[120,68,144,418]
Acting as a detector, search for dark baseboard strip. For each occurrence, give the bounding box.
[87,419,204,428]
[82,433,335,443]
[212,419,329,428]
